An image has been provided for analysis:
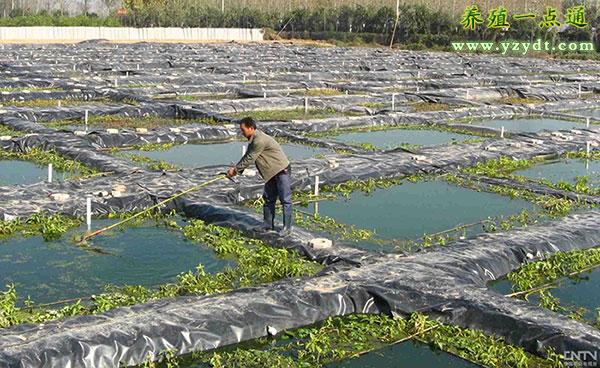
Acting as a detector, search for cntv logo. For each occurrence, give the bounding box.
[564,350,599,367]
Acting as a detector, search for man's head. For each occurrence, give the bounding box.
[239,117,257,139]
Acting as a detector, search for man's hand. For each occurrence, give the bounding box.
[227,167,237,178]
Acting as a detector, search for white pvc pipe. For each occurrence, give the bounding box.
[86,196,92,231]
[314,175,320,196]
[587,117,591,128]
[391,93,396,111]
[304,97,309,114]
[47,163,53,183]
[587,141,592,155]
[500,126,505,138]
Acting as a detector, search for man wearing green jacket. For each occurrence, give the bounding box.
[227,117,293,236]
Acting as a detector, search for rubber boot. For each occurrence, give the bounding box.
[278,212,293,237]
[258,205,275,232]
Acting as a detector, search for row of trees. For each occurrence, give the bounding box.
[0,1,596,50]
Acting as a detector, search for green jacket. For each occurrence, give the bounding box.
[235,130,290,182]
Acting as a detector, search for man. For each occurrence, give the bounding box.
[227,117,293,236]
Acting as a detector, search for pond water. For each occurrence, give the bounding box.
[492,267,600,323]
[127,142,327,168]
[332,129,475,149]
[0,160,71,185]
[314,180,536,251]
[0,219,229,304]
[472,117,583,133]
[328,341,480,368]
[516,159,600,187]
[568,109,600,119]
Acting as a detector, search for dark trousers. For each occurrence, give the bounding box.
[263,165,292,229]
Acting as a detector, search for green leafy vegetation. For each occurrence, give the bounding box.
[497,96,546,105]
[410,101,453,112]
[302,88,344,96]
[229,107,363,121]
[462,155,600,196]
[0,87,64,92]
[131,142,177,152]
[302,122,495,140]
[463,156,539,178]
[507,247,600,293]
[566,149,600,160]
[47,115,219,130]
[0,212,80,241]
[0,147,96,178]
[0,97,125,108]
[504,247,600,325]
[139,312,563,368]
[112,151,178,171]
[0,125,22,137]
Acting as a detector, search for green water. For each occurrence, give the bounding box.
[315,180,536,250]
[473,117,583,133]
[332,129,475,148]
[492,267,600,323]
[0,160,70,185]
[0,219,229,304]
[516,159,600,187]
[128,142,327,168]
[327,342,479,368]
[569,109,600,119]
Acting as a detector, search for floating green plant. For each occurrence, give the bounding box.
[302,122,495,140]
[303,88,344,96]
[0,212,80,242]
[0,147,96,177]
[47,115,219,129]
[0,125,22,137]
[504,247,600,326]
[138,312,564,368]
[0,97,126,108]
[229,107,363,121]
[116,152,179,171]
[445,173,580,218]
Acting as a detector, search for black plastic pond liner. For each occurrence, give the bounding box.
[0,210,599,367]
[0,123,598,220]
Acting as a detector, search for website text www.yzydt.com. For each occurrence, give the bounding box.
[451,39,595,55]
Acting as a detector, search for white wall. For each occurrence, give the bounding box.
[0,27,264,42]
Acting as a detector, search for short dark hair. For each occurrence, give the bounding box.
[239,117,257,129]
